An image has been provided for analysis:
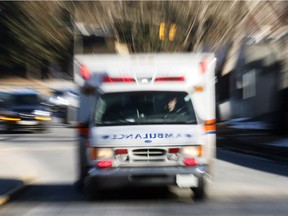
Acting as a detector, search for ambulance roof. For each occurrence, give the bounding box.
[75,53,216,93]
[75,53,214,73]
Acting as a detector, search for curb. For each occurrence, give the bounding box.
[0,177,35,206]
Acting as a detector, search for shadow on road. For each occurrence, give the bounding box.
[0,178,25,196]
[10,184,180,203]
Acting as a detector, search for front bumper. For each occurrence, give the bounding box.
[86,165,207,189]
[1,120,49,131]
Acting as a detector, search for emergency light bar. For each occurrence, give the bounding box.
[155,76,185,82]
[102,76,135,83]
[101,76,185,83]
[200,58,208,74]
[80,65,91,79]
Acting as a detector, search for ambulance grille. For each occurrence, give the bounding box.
[132,148,166,162]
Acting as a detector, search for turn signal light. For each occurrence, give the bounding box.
[204,119,216,134]
[115,149,128,155]
[182,146,202,157]
[168,148,180,153]
[90,148,98,160]
[0,116,21,121]
[35,116,52,121]
[194,86,204,92]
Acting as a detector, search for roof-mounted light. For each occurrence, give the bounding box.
[155,76,185,82]
[102,76,135,83]
[200,58,208,74]
[80,64,91,80]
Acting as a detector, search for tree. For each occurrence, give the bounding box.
[69,1,248,53]
[0,1,73,76]
[2,1,281,78]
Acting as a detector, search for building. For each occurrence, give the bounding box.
[216,1,288,134]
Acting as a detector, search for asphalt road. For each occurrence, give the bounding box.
[1,126,288,216]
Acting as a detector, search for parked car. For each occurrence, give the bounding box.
[0,89,52,132]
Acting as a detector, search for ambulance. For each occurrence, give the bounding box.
[74,53,216,200]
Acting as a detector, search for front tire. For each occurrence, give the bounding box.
[76,138,89,192]
[191,176,206,201]
[84,179,102,201]
[75,165,89,192]
[37,126,49,133]
[1,123,12,133]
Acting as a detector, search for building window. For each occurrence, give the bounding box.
[243,69,256,99]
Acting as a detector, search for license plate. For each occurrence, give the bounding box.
[176,174,198,188]
[17,120,38,126]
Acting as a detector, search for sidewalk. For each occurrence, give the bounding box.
[217,122,288,161]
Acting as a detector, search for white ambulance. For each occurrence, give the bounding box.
[74,53,216,200]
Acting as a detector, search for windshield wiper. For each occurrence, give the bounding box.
[96,119,138,126]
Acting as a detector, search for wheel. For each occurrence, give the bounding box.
[76,139,89,192]
[74,166,88,192]
[191,176,206,201]
[0,123,12,133]
[74,178,85,193]
[84,179,102,201]
[37,127,49,133]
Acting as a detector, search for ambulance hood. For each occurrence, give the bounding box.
[90,125,204,147]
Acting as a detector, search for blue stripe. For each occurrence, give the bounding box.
[206,131,216,134]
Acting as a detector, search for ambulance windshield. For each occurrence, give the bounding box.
[94,91,197,126]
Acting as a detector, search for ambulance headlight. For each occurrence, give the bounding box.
[181,146,202,157]
[90,148,114,160]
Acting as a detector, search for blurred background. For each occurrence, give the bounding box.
[0,1,288,215]
[0,1,287,134]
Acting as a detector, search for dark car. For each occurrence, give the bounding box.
[0,89,52,132]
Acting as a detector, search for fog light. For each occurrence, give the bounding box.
[183,158,198,166]
[98,160,112,168]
